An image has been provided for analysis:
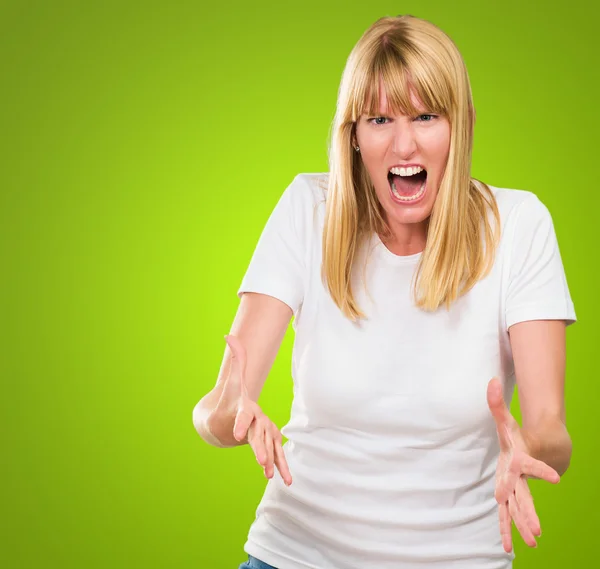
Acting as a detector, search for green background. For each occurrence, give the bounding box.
[1,1,597,567]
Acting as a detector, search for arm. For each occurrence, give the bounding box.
[192,291,293,448]
[509,319,572,476]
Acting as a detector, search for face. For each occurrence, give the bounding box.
[354,80,451,247]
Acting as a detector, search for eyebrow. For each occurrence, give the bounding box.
[365,109,428,117]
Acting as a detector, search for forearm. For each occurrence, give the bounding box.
[523,419,572,476]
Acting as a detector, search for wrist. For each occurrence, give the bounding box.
[521,420,572,476]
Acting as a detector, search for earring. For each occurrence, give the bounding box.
[354,145,360,152]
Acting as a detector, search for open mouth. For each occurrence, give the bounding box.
[387,168,428,202]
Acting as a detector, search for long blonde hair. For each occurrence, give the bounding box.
[322,14,500,321]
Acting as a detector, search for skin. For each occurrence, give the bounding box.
[225,323,570,552]
[489,320,571,552]
[353,78,451,256]
[216,81,571,556]
[351,79,571,552]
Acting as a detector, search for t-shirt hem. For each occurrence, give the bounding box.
[244,539,320,569]
[506,303,577,330]
[237,284,301,316]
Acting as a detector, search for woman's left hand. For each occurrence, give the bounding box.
[486,377,561,553]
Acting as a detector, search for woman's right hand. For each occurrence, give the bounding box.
[219,334,292,486]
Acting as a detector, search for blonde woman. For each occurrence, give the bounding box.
[193,14,576,569]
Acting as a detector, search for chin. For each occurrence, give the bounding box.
[389,208,432,225]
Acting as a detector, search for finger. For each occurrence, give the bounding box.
[494,454,509,503]
[495,475,510,505]
[223,334,249,398]
[486,378,512,451]
[498,501,512,553]
[233,406,255,442]
[248,420,267,467]
[515,476,541,537]
[496,453,520,504]
[273,431,293,486]
[504,452,523,493]
[522,455,560,484]
[224,334,247,366]
[508,493,537,548]
[496,484,511,506]
[263,427,275,479]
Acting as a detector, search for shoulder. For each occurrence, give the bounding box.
[287,172,328,206]
[281,173,329,229]
[486,182,553,233]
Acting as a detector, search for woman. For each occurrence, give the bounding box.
[193,14,576,569]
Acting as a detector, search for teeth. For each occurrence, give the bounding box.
[391,177,426,202]
[389,166,425,177]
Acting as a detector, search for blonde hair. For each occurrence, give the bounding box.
[321,14,501,321]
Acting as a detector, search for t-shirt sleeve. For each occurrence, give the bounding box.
[236,175,310,315]
[505,194,577,330]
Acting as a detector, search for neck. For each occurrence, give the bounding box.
[380,219,429,256]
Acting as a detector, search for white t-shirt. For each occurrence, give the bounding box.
[236,173,577,569]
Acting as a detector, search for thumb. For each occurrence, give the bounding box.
[233,404,256,442]
[223,334,249,398]
[486,377,512,449]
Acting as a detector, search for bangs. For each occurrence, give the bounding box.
[350,47,450,120]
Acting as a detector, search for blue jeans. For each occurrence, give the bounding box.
[238,555,278,569]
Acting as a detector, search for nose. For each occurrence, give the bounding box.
[391,121,418,157]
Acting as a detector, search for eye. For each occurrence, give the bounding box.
[367,114,438,125]
[367,117,390,126]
